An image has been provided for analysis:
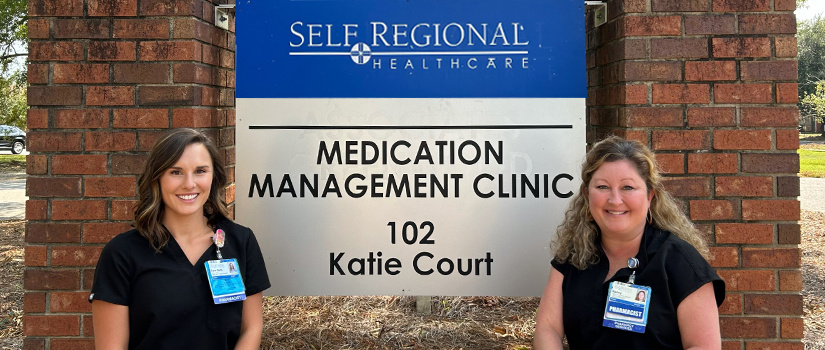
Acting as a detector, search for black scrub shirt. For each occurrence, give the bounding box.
[89,216,271,350]
[551,224,725,349]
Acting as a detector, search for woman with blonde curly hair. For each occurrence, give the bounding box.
[534,136,725,349]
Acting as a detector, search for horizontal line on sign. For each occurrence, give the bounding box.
[249,125,572,130]
[288,51,529,56]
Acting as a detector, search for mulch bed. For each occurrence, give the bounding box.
[260,296,537,349]
[803,210,825,350]
[0,220,23,349]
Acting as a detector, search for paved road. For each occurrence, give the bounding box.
[0,147,29,220]
[0,172,26,220]
[801,177,825,212]
[0,173,823,220]
[0,149,30,155]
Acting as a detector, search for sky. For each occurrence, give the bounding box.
[797,0,825,21]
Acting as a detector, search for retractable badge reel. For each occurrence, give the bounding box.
[602,257,652,333]
[214,229,224,259]
[627,257,639,284]
[204,229,247,304]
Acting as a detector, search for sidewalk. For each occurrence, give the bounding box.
[801,177,825,212]
[0,171,26,220]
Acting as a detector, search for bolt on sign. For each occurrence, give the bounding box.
[235,0,585,296]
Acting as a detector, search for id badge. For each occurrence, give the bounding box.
[602,281,651,333]
[204,258,247,304]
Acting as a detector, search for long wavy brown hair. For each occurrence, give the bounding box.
[135,128,229,252]
[551,136,709,270]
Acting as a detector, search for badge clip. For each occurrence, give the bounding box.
[213,229,225,260]
[627,257,639,284]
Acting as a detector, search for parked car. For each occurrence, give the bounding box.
[0,125,26,154]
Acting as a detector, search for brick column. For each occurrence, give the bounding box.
[24,0,235,348]
[587,0,802,348]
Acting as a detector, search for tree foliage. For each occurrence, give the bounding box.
[0,70,25,129]
[798,16,825,98]
[0,0,26,128]
[803,81,825,118]
[798,9,825,134]
[0,0,27,73]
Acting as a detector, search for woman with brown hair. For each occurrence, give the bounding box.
[90,128,270,349]
[534,136,725,349]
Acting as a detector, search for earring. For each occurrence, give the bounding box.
[647,208,653,224]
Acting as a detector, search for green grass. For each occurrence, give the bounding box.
[800,149,825,178]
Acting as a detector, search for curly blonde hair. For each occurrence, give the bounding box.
[551,136,708,270]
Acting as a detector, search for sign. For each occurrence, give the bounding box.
[235,0,585,296]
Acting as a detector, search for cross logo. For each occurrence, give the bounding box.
[350,43,372,64]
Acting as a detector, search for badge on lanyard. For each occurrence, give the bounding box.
[205,229,247,304]
[603,258,651,333]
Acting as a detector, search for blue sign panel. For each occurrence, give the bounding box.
[236,0,585,98]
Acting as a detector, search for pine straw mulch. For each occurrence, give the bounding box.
[803,210,825,350]
[1,210,825,349]
[0,220,23,350]
[260,296,537,349]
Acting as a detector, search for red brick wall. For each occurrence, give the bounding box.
[587,0,802,347]
[24,0,236,348]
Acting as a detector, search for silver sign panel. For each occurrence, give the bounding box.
[236,98,584,296]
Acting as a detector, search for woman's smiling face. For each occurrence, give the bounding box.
[587,160,653,240]
[159,143,213,222]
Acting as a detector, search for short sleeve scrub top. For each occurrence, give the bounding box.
[551,224,726,349]
[90,216,271,350]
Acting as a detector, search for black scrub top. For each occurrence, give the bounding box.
[551,224,725,349]
[89,216,271,350]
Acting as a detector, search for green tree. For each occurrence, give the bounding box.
[797,9,825,133]
[0,0,27,73]
[0,70,25,129]
[802,81,825,117]
[798,16,825,98]
[802,81,825,136]
[0,0,26,129]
